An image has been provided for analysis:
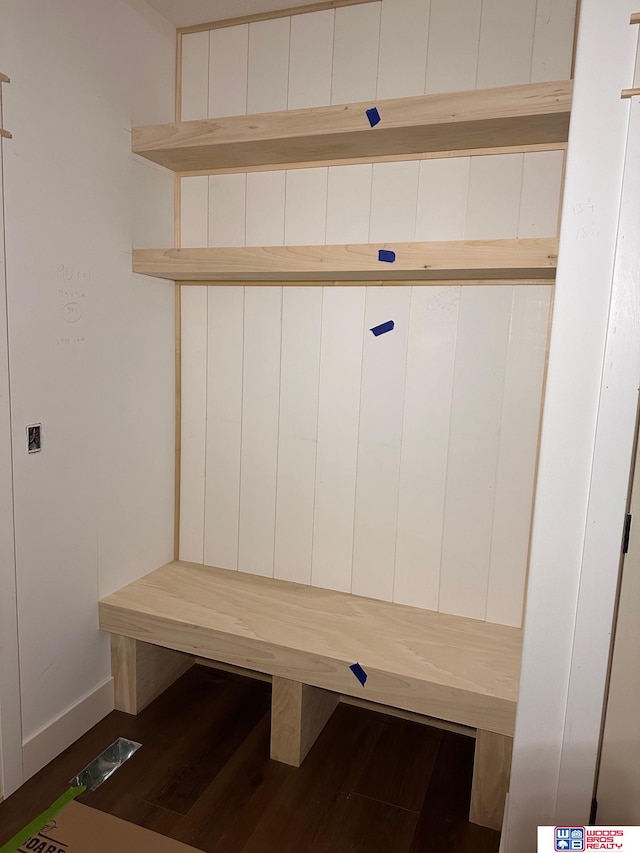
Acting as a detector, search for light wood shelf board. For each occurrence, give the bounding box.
[175,141,567,178]
[195,656,477,736]
[0,129,11,140]
[631,12,640,24]
[178,0,378,35]
[132,238,558,283]
[99,560,522,736]
[179,277,554,288]
[132,80,572,173]
[0,73,9,84]
[621,88,640,99]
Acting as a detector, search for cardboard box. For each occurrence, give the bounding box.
[18,801,202,853]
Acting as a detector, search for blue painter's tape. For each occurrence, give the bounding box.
[350,662,368,686]
[366,107,381,127]
[378,249,396,263]
[370,320,395,337]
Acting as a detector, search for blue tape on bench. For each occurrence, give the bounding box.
[378,249,396,263]
[370,320,394,337]
[350,662,368,686]
[366,107,381,127]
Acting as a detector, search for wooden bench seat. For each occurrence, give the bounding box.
[99,560,522,831]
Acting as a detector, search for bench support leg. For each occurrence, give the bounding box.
[270,677,339,766]
[111,635,192,715]
[469,730,513,831]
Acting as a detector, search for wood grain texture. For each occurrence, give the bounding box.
[469,730,513,830]
[177,0,379,35]
[0,665,500,852]
[621,87,640,98]
[99,560,521,735]
[632,11,640,24]
[174,141,566,178]
[132,81,572,173]
[111,635,193,715]
[0,73,10,83]
[0,129,11,140]
[270,676,340,765]
[132,238,559,282]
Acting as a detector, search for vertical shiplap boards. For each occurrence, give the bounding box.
[181,283,551,628]
[176,0,576,627]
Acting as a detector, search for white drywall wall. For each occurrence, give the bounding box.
[0,0,176,780]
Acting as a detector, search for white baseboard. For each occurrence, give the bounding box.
[21,677,115,781]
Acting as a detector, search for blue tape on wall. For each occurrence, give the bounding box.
[370,320,394,336]
[350,662,368,686]
[366,107,381,127]
[378,249,396,263]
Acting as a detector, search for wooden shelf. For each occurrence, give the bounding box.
[132,238,558,283]
[132,80,572,174]
[622,88,640,99]
[631,12,640,24]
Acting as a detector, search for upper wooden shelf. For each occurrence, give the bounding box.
[132,80,572,174]
[132,237,558,283]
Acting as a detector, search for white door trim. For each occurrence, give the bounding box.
[0,93,23,800]
[503,1,640,848]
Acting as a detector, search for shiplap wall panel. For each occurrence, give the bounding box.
[179,287,207,563]
[208,174,246,247]
[209,25,249,118]
[238,288,282,577]
[519,150,565,237]
[247,17,291,114]
[274,288,323,583]
[312,288,365,593]
[246,171,286,247]
[351,287,412,601]
[425,0,482,94]
[288,10,335,109]
[415,158,470,241]
[394,286,460,610]
[531,0,576,83]
[476,0,538,89]
[486,285,552,626]
[466,154,524,240]
[284,169,328,245]
[177,0,576,624]
[377,0,431,99]
[326,165,373,245]
[438,287,513,620]
[331,2,381,104]
[181,31,209,120]
[180,177,209,247]
[369,161,420,243]
[203,287,244,570]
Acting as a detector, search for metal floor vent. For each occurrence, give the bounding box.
[69,737,142,792]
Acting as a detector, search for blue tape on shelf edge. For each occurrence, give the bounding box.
[350,662,368,686]
[366,107,381,127]
[378,249,396,263]
[370,320,394,337]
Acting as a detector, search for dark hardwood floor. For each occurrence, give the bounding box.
[0,666,500,852]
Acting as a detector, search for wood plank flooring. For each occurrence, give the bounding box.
[0,666,500,852]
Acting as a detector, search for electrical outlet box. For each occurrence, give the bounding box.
[27,423,41,453]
